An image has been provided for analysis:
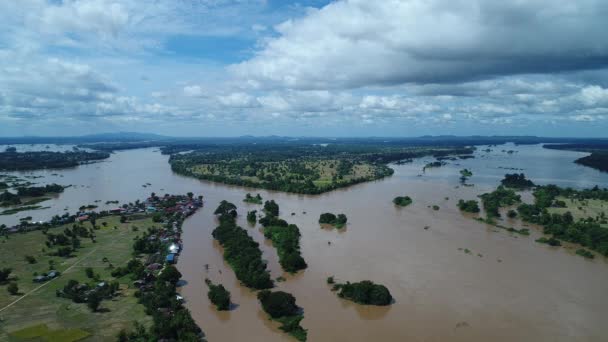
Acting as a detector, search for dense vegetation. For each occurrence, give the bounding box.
[517,185,608,256]
[257,290,307,341]
[575,152,608,172]
[318,212,348,228]
[244,193,263,204]
[17,183,65,197]
[258,201,307,273]
[212,201,273,289]
[501,173,535,188]
[457,199,480,213]
[205,279,231,311]
[393,196,413,207]
[168,144,473,194]
[479,186,521,219]
[0,151,109,171]
[331,280,393,306]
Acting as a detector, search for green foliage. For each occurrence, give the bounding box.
[536,237,562,246]
[247,210,257,224]
[479,186,521,218]
[575,152,608,172]
[332,280,393,306]
[257,290,299,318]
[576,248,595,259]
[214,200,237,217]
[318,212,347,228]
[326,276,335,284]
[264,200,279,216]
[158,265,182,285]
[457,199,480,213]
[17,184,65,197]
[244,193,263,204]
[393,196,412,207]
[168,144,472,194]
[500,173,535,189]
[212,205,273,289]
[7,282,19,295]
[264,224,307,273]
[257,290,307,341]
[0,151,110,171]
[205,279,231,311]
[25,255,37,264]
[507,209,517,218]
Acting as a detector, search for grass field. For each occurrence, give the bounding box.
[547,197,608,228]
[0,216,154,341]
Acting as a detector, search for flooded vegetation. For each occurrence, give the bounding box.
[2,142,608,341]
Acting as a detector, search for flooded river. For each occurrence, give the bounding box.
[2,144,608,341]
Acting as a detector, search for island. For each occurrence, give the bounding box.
[257,290,307,341]
[243,193,263,204]
[393,196,413,207]
[457,199,480,213]
[331,280,393,306]
[500,173,535,189]
[206,278,231,311]
[319,212,348,228]
[260,202,307,273]
[168,144,473,194]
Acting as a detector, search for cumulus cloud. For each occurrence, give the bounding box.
[232,0,608,90]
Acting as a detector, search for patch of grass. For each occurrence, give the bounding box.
[0,215,153,341]
[10,323,90,342]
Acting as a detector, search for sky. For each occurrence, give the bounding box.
[1,0,608,137]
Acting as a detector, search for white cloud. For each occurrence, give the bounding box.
[232,0,608,90]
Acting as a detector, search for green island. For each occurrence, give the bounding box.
[0,193,205,341]
[168,144,473,194]
[331,280,393,306]
[247,210,257,224]
[205,278,231,311]
[459,169,473,183]
[259,202,307,273]
[244,193,263,204]
[212,201,274,289]
[257,290,307,341]
[500,173,535,189]
[0,151,110,171]
[393,196,413,207]
[1,183,64,208]
[318,212,348,228]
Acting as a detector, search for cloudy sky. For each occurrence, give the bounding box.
[1,0,608,137]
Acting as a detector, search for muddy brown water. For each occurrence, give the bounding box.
[2,144,608,341]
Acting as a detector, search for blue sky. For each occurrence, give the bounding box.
[1,0,608,137]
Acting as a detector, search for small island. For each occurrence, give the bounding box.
[0,151,110,171]
[331,280,393,306]
[500,173,535,189]
[205,278,231,311]
[319,212,348,228]
[257,290,307,341]
[243,193,263,204]
[393,196,413,207]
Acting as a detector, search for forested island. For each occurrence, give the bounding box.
[501,173,535,188]
[212,201,274,289]
[260,214,307,273]
[168,144,473,194]
[393,196,413,207]
[0,151,110,171]
[257,290,307,341]
[319,212,348,228]
[331,280,393,306]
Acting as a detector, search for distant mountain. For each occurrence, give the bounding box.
[79,132,168,141]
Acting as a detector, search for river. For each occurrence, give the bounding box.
[1,143,608,341]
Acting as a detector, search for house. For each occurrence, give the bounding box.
[168,243,180,254]
[166,253,176,264]
[147,263,162,271]
[76,215,89,222]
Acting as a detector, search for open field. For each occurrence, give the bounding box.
[547,197,608,228]
[0,216,154,341]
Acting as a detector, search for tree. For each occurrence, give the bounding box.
[247,210,257,224]
[264,200,279,217]
[206,279,231,311]
[87,292,102,312]
[0,268,12,282]
[257,290,299,318]
[159,265,182,285]
[7,282,18,295]
[85,267,95,279]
